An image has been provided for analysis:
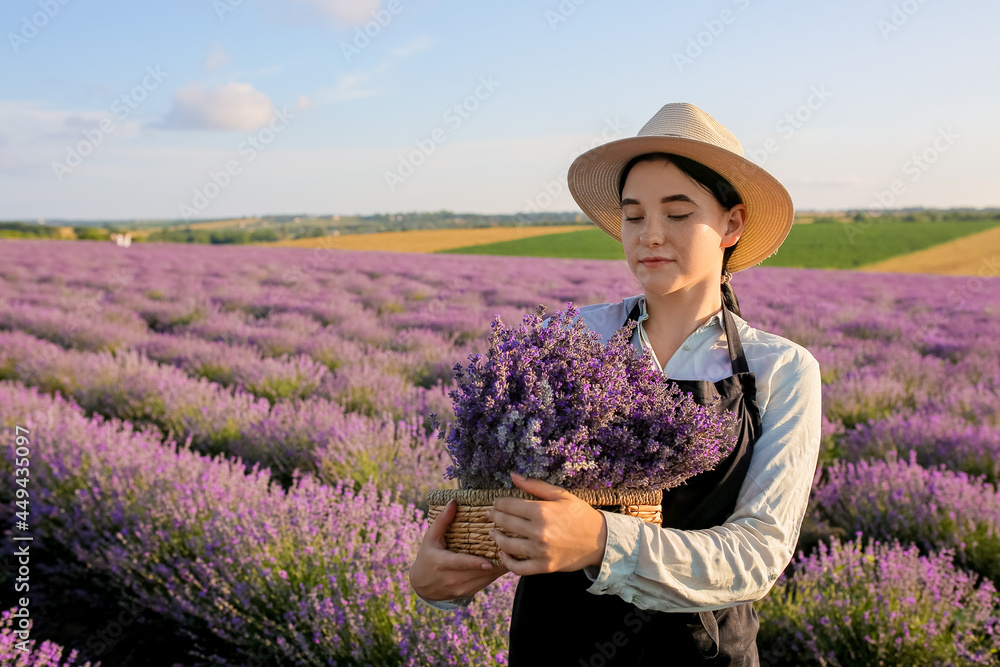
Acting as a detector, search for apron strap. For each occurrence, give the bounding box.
[720,302,750,375]
[625,297,750,376]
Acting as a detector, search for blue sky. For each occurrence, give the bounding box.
[1,0,997,222]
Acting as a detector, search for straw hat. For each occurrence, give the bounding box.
[567,102,794,273]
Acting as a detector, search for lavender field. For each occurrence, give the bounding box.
[1,239,999,666]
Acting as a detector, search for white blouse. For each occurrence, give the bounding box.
[417,292,823,613]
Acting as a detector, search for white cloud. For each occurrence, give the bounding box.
[391,34,433,58]
[0,101,100,143]
[205,42,231,71]
[296,0,381,26]
[153,82,275,131]
[312,33,429,105]
[314,63,389,104]
[0,101,133,178]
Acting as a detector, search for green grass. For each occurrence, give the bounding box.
[435,219,1000,269]
[758,219,1000,269]
[436,228,625,259]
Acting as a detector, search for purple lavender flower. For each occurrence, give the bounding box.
[431,302,739,491]
[809,450,1000,582]
[756,534,1000,666]
[0,607,99,666]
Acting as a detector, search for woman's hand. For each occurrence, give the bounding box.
[409,499,509,602]
[487,472,608,576]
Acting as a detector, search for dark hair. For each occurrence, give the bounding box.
[616,152,744,317]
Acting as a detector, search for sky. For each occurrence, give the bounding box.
[1,0,998,222]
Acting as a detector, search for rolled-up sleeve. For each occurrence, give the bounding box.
[416,592,476,611]
[582,351,823,613]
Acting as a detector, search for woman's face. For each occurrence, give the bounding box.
[619,158,746,297]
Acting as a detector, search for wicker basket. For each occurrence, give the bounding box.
[426,486,663,566]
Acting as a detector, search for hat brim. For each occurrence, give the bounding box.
[567,136,794,273]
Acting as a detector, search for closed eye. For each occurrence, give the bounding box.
[624,214,691,222]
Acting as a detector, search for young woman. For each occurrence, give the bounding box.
[409,102,822,665]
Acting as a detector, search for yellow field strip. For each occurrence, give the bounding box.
[857,225,1000,276]
[257,225,594,253]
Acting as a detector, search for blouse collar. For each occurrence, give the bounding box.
[637,294,725,335]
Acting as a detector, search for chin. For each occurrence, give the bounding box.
[638,278,678,295]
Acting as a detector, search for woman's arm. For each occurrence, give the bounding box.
[582,348,822,613]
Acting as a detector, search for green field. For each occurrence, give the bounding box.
[437,227,627,260]
[435,219,1000,269]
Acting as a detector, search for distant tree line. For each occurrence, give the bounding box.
[146,228,280,244]
[844,210,1000,223]
[2,209,998,244]
[0,222,63,239]
[0,223,123,240]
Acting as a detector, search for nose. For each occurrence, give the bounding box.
[639,220,664,246]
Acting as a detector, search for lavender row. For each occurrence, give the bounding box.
[0,330,453,504]
[810,450,1000,583]
[0,380,515,666]
[4,369,996,665]
[756,534,1000,666]
[0,299,462,425]
[0,609,98,667]
[838,406,1000,484]
[8,288,997,488]
[3,242,997,444]
[2,241,996,365]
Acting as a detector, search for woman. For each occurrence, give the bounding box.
[409,102,822,665]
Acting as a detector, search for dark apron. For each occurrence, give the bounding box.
[508,299,764,666]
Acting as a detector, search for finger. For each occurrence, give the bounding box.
[493,497,542,522]
[435,547,502,572]
[427,501,514,572]
[425,499,458,546]
[490,529,531,558]
[488,508,530,540]
[498,550,533,576]
[510,472,573,501]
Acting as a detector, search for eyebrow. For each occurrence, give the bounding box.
[620,194,696,207]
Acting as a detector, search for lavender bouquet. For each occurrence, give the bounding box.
[430,302,740,493]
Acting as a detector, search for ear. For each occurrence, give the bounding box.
[723,203,747,246]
